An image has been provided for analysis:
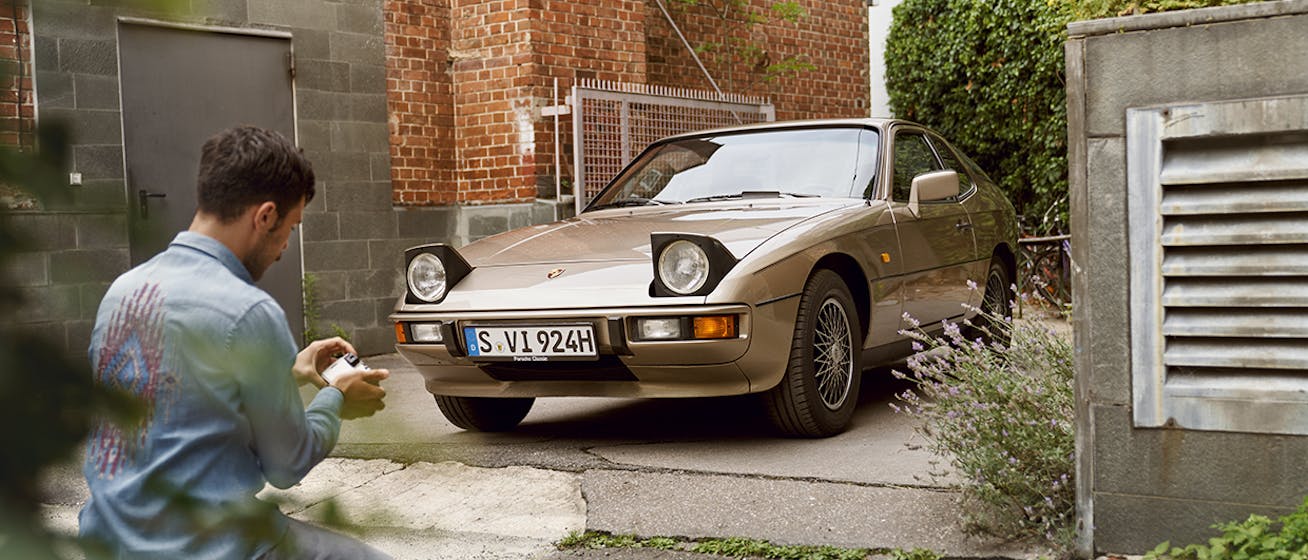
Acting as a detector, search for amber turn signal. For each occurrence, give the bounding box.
[394,322,407,344]
[692,315,737,339]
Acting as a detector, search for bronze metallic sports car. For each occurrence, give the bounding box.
[390,119,1018,437]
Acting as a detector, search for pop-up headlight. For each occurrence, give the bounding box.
[404,244,473,304]
[650,233,737,297]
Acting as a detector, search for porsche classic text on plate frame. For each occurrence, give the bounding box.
[463,324,598,361]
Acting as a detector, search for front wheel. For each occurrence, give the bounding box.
[434,395,534,432]
[764,269,863,438]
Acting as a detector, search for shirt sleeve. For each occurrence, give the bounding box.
[229,300,343,489]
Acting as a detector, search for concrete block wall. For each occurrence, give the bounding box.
[1066,1,1308,554]
[10,0,422,356]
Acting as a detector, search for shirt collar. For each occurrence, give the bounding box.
[170,231,255,285]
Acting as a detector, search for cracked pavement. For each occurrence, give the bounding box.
[40,353,1045,559]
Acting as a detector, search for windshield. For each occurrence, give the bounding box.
[588,127,878,209]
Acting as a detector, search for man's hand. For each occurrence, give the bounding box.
[293,337,357,388]
[332,368,389,419]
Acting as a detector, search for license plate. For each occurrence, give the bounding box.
[462,325,598,361]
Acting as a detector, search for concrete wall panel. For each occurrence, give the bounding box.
[1071,1,1308,553]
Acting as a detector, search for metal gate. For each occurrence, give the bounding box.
[570,79,774,213]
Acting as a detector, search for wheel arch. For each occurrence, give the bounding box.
[991,242,1017,283]
[811,253,870,343]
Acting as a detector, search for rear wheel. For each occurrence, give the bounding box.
[434,395,534,432]
[976,257,1014,346]
[764,269,863,438]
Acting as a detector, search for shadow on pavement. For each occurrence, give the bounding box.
[504,365,916,442]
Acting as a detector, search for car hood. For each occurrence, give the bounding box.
[461,199,862,267]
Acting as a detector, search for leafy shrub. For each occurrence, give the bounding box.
[892,306,1075,547]
[885,0,1264,234]
[885,0,1073,233]
[1145,496,1308,560]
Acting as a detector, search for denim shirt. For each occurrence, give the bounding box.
[80,231,344,559]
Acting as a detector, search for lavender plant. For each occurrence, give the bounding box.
[892,292,1074,548]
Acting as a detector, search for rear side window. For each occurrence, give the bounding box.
[928,134,976,196]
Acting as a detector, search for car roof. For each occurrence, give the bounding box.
[654,117,923,144]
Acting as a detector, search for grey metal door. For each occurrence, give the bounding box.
[119,22,304,341]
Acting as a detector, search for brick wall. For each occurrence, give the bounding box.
[528,0,646,197]
[449,1,536,204]
[384,0,867,209]
[646,0,870,121]
[384,0,649,208]
[385,0,457,205]
[0,0,32,151]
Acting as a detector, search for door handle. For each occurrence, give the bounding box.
[955,221,974,231]
[138,189,166,219]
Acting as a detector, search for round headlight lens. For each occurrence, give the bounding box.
[657,240,710,295]
[407,253,448,302]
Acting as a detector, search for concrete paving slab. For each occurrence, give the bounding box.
[588,400,952,487]
[581,470,1033,558]
[261,459,586,541]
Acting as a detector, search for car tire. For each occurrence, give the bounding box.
[764,269,863,438]
[434,395,534,432]
[976,257,1014,346]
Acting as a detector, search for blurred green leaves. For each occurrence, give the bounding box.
[0,120,142,559]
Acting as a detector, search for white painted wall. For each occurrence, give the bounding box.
[868,0,904,118]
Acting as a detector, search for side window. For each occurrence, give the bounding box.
[930,136,961,172]
[928,134,973,196]
[892,132,940,203]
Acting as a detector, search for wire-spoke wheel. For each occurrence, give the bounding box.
[813,298,854,410]
[764,269,862,437]
[974,257,1014,346]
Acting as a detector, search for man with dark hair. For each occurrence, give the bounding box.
[80,126,391,559]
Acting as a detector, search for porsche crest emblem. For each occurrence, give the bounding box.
[547,268,566,279]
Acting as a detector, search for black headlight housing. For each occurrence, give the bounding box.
[404,244,473,305]
[650,233,738,297]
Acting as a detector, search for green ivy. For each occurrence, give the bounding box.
[885,0,1264,234]
[886,0,1073,233]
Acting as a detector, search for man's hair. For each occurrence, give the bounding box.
[196,126,315,224]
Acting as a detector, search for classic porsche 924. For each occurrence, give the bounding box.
[389,118,1019,437]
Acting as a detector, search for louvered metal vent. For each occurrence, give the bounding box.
[1129,96,1308,435]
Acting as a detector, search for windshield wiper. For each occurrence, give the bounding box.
[684,191,820,203]
[591,197,675,209]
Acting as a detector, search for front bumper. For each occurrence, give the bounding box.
[390,300,800,398]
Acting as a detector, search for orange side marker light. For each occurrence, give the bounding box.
[693,315,737,339]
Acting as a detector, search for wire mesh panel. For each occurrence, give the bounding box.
[572,79,774,213]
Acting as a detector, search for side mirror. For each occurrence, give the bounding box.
[909,169,960,215]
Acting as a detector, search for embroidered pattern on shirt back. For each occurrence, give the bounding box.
[89,283,178,479]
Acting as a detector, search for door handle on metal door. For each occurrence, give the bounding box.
[955,221,974,231]
[138,190,166,219]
